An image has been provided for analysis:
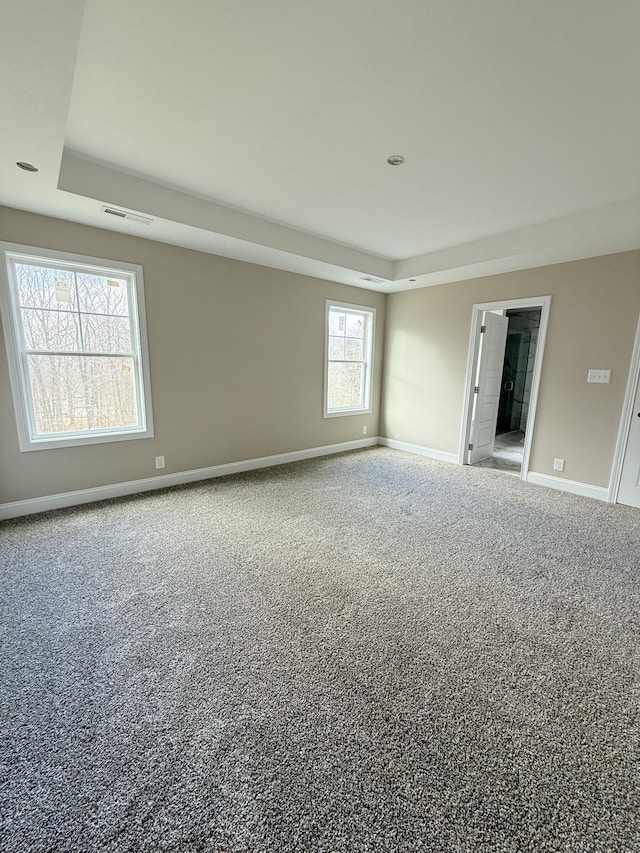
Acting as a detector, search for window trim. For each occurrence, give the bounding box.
[323,299,376,418]
[0,242,154,451]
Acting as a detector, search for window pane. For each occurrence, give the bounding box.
[328,309,346,336]
[328,336,345,359]
[21,308,80,352]
[327,362,363,410]
[344,337,363,361]
[15,264,77,310]
[27,354,138,435]
[82,314,132,353]
[345,312,365,338]
[76,274,129,316]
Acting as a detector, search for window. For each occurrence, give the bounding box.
[324,300,375,417]
[0,243,153,451]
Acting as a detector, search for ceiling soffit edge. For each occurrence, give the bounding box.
[58,150,394,282]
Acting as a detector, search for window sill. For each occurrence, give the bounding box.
[18,426,153,452]
[323,407,372,419]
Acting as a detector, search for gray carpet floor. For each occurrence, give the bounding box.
[1,447,639,852]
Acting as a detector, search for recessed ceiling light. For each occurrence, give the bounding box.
[387,155,405,166]
[409,278,416,282]
[16,161,38,172]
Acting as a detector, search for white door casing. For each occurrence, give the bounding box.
[468,312,509,463]
[459,296,551,479]
[617,363,640,508]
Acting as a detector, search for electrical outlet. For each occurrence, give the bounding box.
[587,369,611,384]
[553,458,565,472]
[362,426,368,435]
[155,455,165,470]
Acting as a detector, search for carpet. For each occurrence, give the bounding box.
[1,447,638,852]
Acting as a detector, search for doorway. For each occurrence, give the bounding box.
[459,296,551,481]
[611,312,640,506]
[479,306,542,473]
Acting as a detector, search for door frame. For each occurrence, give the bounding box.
[609,311,640,503]
[458,295,552,481]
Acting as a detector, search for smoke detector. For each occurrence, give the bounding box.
[102,206,153,226]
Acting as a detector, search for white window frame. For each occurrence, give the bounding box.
[324,299,375,418]
[0,242,154,451]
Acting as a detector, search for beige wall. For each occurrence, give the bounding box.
[3,205,638,505]
[382,251,640,488]
[0,207,385,504]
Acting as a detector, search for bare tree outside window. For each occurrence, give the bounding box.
[325,302,375,415]
[15,263,138,434]
[0,245,152,450]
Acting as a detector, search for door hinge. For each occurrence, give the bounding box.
[474,386,479,394]
[480,325,486,333]
[468,443,474,451]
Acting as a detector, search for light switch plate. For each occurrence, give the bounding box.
[587,369,611,384]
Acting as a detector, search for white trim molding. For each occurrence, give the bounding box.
[380,438,610,501]
[526,471,609,502]
[1,435,619,520]
[608,311,640,503]
[378,437,458,464]
[0,437,379,520]
[458,295,551,481]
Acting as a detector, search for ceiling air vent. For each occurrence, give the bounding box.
[102,206,153,226]
[360,275,387,285]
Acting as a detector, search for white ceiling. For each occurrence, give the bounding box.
[3,0,640,292]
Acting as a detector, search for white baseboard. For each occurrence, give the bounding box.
[1,438,613,520]
[0,437,379,520]
[378,437,458,464]
[525,471,609,502]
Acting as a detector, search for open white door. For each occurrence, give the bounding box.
[468,312,508,463]
[618,371,640,507]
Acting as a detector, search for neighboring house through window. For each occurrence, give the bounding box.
[0,243,153,451]
[324,300,375,417]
